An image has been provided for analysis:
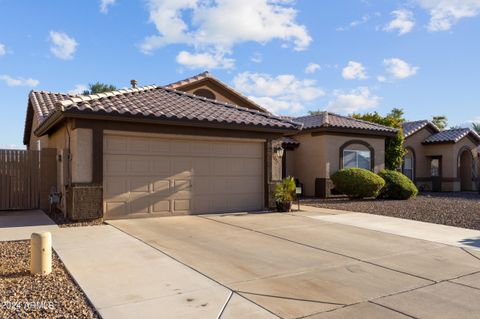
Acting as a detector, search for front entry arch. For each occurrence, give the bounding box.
[459,148,474,191]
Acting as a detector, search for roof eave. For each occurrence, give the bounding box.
[35,109,301,137]
[302,126,398,137]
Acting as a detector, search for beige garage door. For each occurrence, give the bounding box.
[103,133,264,219]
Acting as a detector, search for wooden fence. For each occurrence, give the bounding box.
[0,149,56,211]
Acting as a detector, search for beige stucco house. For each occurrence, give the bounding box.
[401,120,480,192]
[282,112,398,198]
[24,72,300,220]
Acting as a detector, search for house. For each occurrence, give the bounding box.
[401,120,480,192]
[282,112,398,198]
[23,74,301,220]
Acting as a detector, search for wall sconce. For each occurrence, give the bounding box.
[274,146,284,158]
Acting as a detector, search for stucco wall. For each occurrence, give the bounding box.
[286,133,385,197]
[71,128,93,183]
[404,127,479,191]
[28,114,49,150]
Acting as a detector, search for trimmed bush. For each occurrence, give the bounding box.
[331,168,385,199]
[378,170,418,200]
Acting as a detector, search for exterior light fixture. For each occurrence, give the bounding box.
[274,146,284,158]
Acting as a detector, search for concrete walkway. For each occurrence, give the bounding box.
[0,210,58,241]
[0,210,276,318]
[300,206,480,250]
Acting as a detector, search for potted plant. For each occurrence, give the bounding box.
[274,176,296,212]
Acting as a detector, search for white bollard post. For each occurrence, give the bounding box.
[31,232,52,275]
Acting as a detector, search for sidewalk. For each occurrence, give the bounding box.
[300,205,480,250]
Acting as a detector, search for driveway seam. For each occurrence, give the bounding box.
[236,290,346,306]
[107,222,282,319]
[461,247,480,261]
[200,216,436,283]
[217,291,233,319]
[447,279,480,292]
[369,300,419,319]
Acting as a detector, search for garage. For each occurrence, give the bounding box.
[103,132,264,219]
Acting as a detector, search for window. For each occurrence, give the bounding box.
[431,158,440,177]
[343,150,371,170]
[193,88,216,100]
[403,154,414,180]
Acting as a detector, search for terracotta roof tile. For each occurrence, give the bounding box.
[294,112,397,133]
[423,128,480,144]
[34,86,301,133]
[402,120,439,138]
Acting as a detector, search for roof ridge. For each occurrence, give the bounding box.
[295,111,395,131]
[55,85,158,108]
[165,71,211,88]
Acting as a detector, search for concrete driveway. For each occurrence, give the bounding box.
[109,212,480,319]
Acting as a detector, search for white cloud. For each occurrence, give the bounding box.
[342,61,368,80]
[0,75,39,87]
[251,52,263,63]
[377,75,387,82]
[176,51,234,69]
[49,31,78,60]
[0,43,6,56]
[69,84,88,95]
[415,0,480,31]
[305,63,321,74]
[232,72,325,114]
[384,9,415,35]
[327,87,380,114]
[383,58,418,79]
[100,0,116,13]
[141,0,311,68]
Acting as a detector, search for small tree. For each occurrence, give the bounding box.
[351,108,406,170]
[432,115,448,130]
[83,82,117,95]
[308,109,322,116]
[472,122,480,134]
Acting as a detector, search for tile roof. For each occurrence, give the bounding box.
[165,71,269,113]
[165,71,212,89]
[423,128,480,144]
[402,120,439,138]
[29,90,77,121]
[33,85,301,135]
[281,136,300,145]
[294,112,397,134]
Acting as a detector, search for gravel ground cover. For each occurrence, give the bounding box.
[0,240,100,319]
[302,192,480,230]
[45,209,104,228]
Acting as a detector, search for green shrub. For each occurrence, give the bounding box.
[274,176,296,203]
[331,168,385,199]
[378,170,418,200]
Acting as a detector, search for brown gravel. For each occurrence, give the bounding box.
[45,209,104,228]
[0,240,100,319]
[302,192,480,230]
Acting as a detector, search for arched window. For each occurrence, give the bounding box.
[339,140,374,171]
[193,88,216,100]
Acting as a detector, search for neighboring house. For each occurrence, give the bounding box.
[23,74,301,220]
[401,120,480,192]
[282,112,398,198]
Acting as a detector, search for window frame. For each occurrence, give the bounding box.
[339,140,375,171]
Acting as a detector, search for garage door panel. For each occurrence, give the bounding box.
[152,180,171,193]
[174,199,191,211]
[104,134,263,219]
[104,178,129,200]
[129,178,150,194]
[105,157,128,175]
[104,136,127,154]
[152,199,171,213]
[129,158,151,175]
[152,158,171,175]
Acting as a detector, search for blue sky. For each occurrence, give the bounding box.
[1,0,480,148]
